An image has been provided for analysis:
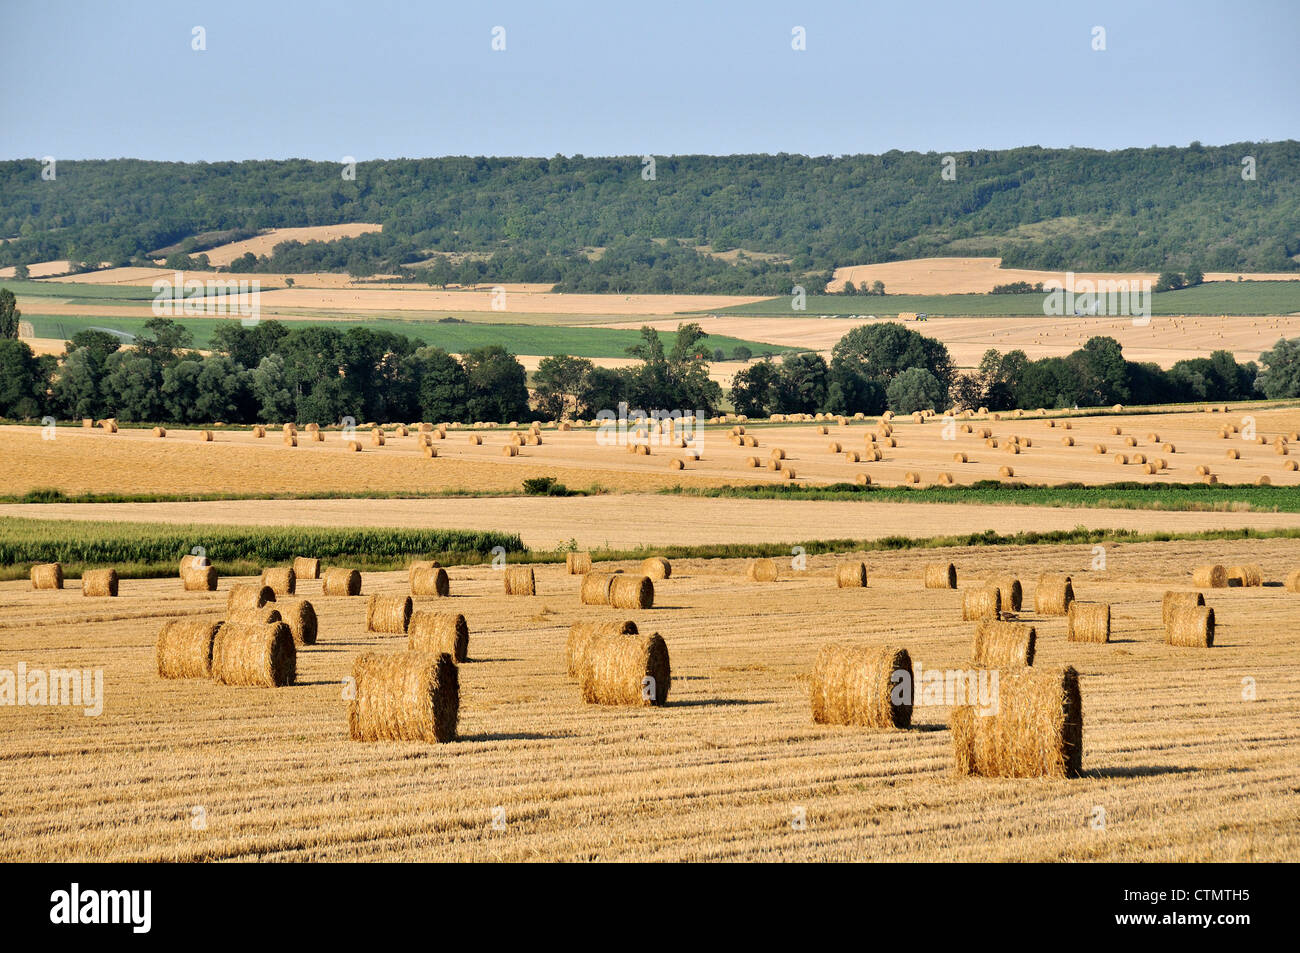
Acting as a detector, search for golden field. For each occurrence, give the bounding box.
[2,537,1297,861]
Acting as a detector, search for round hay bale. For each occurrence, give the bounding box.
[226,606,283,627]
[869,448,883,461]
[810,643,912,728]
[1192,564,1228,588]
[181,565,218,591]
[635,444,651,456]
[1227,564,1263,587]
[1034,573,1074,615]
[938,472,954,485]
[410,566,450,597]
[291,556,320,580]
[578,630,671,706]
[408,611,469,663]
[1063,421,1072,430]
[844,450,860,463]
[1256,475,1271,486]
[978,428,992,439]
[972,620,1035,668]
[1005,443,1020,455]
[566,551,593,575]
[252,425,266,438]
[30,563,64,590]
[1226,448,1240,459]
[199,430,213,442]
[344,440,361,452]
[1286,460,1299,471]
[211,621,296,687]
[883,437,897,447]
[745,455,760,467]
[960,423,973,433]
[283,432,297,447]
[669,457,685,470]
[260,566,296,596]
[743,435,758,447]
[156,620,220,679]
[82,568,118,597]
[1277,444,1289,456]
[953,452,968,463]
[962,586,1002,621]
[370,429,386,447]
[766,458,782,472]
[991,576,1023,612]
[1061,436,1074,446]
[782,468,797,480]
[1046,419,1056,428]
[1161,591,1205,627]
[746,558,779,582]
[835,561,867,588]
[367,593,413,633]
[349,651,459,742]
[1146,432,1160,444]
[1166,606,1215,648]
[1109,426,1121,435]
[856,473,872,486]
[1143,462,1157,474]
[1019,437,1032,448]
[226,583,274,612]
[424,445,440,458]
[152,426,166,438]
[274,598,318,646]
[468,434,482,445]
[502,444,519,457]
[306,422,321,433]
[1067,602,1111,643]
[952,667,1082,777]
[609,574,654,609]
[924,562,957,589]
[1124,436,1137,447]
[641,556,671,580]
[503,565,536,596]
[1162,443,1175,453]
[579,571,619,606]
[816,425,828,435]
[1195,464,1211,476]
[998,466,1014,478]
[1093,443,1107,454]
[827,442,842,454]
[322,567,362,596]
[1114,453,1129,465]
[904,471,920,484]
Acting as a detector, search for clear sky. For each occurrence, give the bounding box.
[2,0,1296,161]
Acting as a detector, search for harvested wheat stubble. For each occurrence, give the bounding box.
[265,598,316,646]
[408,610,469,662]
[210,621,296,687]
[566,551,593,575]
[260,567,296,595]
[181,565,218,591]
[349,651,459,743]
[1161,590,1206,627]
[962,586,1002,621]
[951,666,1083,778]
[227,583,275,612]
[1166,606,1215,648]
[835,560,868,588]
[367,594,413,633]
[156,620,220,679]
[566,620,638,677]
[641,556,671,580]
[972,620,1036,668]
[991,575,1023,612]
[1067,602,1111,643]
[503,565,536,596]
[1034,573,1074,615]
[746,558,779,582]
[810,643,913,729]
[30,563,63,590]
[578,631,671,707]
[322,567,362,596]
[410,566,450,597]
[292,556,320,580]
[1192,564,1228,588]
[924,562,957,589]
[81,568,118,597]
[1228,564,1264,587]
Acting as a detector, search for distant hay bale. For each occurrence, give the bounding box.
[410,566,450,597]
[199,430,213,442]
[770,448,786,460]
[991,575,1023,612]
[844,451,860,463]
[746,558,779,582]
[502,444,518,457]
[938,472,954,485]
[1093,443,1106,454]
[1166,606,1215,648]
[1192,564,1228,588]
[1162,442,1175,453]
[999,466,1014,477]
[952,667,1082,778]
[1256,475,1271,486]
[367,594,413,633]
[923,562,957,589]
[260,567,296,595]
[856,473,872,485]
[641,556,671,580]
[322,567,362,596]
[274,598,318,645]
[468,434,482,445]
[370,429,386,447]
[1161,591,1205,627]
[152,426,166,438]
[1034,573,1074,615]
[156,620,220,678]
[211,621,296,687]
[81,564,119,595]
[742,435,758,447]
[810,643,912,728]
[1123,436,1137,447]
[669,457,685,470]
[1195,464,1211,476]
[1005,443,1020,454]
[345,440,361,452]
[610,575,654,609]
[953,452,968,463]
[1114,453,1129,465]
[746,456,760,467]
[578,631,671,706]
[1286,460,1299,471]
[252,425,266,438]
[424,445,439,458]
[283,432,297,447]
[227,583,274,612]
[972,620,1036,668]
[292,556,320,580]
[827,442,842,453]
[1067,602,1111,643]
[503,565,536,596]
[30,563,64,590]
[836,560,867,588]
[1226,448,1240,459]
[408,611,469,663]
[962,586,1002,621]
[566,551,593,574]
[1227,564,1263,587]
[1142,462,1157,474]
[1061,436,1074,446]
[1109,426,1121,435]
[349,651,459,743]
[82,568,118,597]
[868,448,882,461]
[181,565,217,591]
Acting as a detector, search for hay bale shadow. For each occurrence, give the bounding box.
[1086,765,1201,779]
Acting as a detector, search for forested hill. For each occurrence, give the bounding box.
[2,142,1297,292]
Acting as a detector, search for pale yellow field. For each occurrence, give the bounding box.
[173,224,384,267]
[2,537,1297,861]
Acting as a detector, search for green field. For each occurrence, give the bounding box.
[20,313,791,359]
[713,280,1300,317]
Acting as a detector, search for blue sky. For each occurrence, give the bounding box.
[2,0,1296,160]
